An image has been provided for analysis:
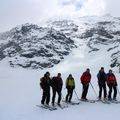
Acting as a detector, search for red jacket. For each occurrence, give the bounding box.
[106,73,117,86]
[80,72,91,84]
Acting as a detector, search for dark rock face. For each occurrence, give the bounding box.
[110,51,120,68]
[0,23,76,69]
[82,27,114,39]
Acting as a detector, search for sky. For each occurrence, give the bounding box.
[0,0,120,32]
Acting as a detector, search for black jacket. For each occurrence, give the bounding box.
[40,76,51,91]
[51,76,63,91]
[97,71,106,85]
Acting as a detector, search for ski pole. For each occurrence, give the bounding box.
[61,93,65,101]
[90,82,98,98]
[74,90,80,101]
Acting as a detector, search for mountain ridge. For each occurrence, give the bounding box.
[0,15,120,69]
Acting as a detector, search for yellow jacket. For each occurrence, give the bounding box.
[66,77,75,88]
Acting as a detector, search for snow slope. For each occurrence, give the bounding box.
[0,37,120,120]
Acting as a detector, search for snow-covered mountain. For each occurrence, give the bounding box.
[0,23,76,69]
[0,15,120,69]
[1,15,120,120]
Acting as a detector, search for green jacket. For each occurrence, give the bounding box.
[66,77,75,88]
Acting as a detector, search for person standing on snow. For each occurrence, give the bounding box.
[40,71,51,105]
[65,74,75,103]
[106,69,117,100]
[51,73,63,106]
[80,68,91,100]
[97,67,107,100]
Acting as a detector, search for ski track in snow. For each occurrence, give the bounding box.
[0,40,120,120]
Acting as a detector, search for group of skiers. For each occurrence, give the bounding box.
[40,67,118,106]
[40,72,63,106]
[97,67,117,100]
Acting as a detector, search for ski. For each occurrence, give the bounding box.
[108,100,120,104]
[36,105,48,109]
[102,100,111,104]
[55,103,68,109]
[97,99,111,104]
[36,104,57,111]
[80,99,96,103]
[68,101,80,105]
[62,100,80,105]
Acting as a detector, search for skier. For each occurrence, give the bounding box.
[97,67,107,100]
[51,73,63,106]
[40,71,51,105]
[65,74,75,102]
[106,69,117,100]
[80,68,91,100]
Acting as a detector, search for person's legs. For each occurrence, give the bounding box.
[52,89,56,105]
[46,90,50,105]
[66,89,70,102]
[81,84,86,99]
[84,85,89,99]
[68,89,73,102]
[57,90,62,104]
[41,91,47,104]
[98,84,102,99]
[81,84,89,100]
[113,86,117,100]
[108,85,112,100]
[103,84,107,99]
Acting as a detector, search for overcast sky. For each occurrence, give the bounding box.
[0,0,120,32]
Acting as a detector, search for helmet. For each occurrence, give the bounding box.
[69,74,72,77]
[45,71,50,76]
[109,69,112,73]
